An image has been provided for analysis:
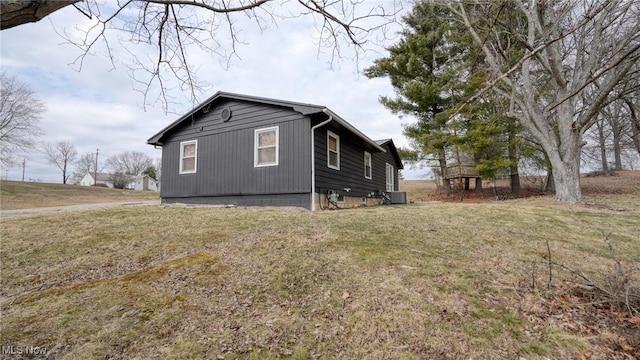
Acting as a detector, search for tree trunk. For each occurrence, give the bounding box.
[508,119,522,193]
[510,173,521,193]
[539,102,583,203]
[508,142,522,193]
[611,120,623,170]
[541,128,582,203]
[438,148,451,195]
[62,162,68,184]
[543,152,555,193]
[475,177,483,194]
[549,157,582,203]
[597,121,608,173]
[613,134,622,170]
[545,170,555,193]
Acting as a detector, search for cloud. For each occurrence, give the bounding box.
[0,2,425,181]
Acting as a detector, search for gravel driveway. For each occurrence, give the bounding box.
[0,200,160,218]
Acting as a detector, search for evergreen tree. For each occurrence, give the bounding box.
[365,2,461,193]
[366,1,525,194]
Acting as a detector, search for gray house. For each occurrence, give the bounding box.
[147,92,404,210]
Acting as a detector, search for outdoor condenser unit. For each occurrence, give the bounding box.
[388,191,407,204]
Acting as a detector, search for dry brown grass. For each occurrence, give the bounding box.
[1,173,639,359]
[399,179,439,203]
[0,181,159,210]
[402,170,640,211]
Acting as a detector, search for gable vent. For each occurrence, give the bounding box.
[220,107,232,122]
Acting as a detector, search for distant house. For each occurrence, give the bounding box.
[79,172,114,188]
[147,91,404,210]
[134,175,159,191]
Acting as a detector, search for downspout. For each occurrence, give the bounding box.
[311,115,333,211]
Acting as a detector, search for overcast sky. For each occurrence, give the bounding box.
[0,2,426,183]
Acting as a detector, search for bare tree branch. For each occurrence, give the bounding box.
[3,1,405,113]
[0,72,45,167]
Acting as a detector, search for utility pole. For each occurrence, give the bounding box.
[94,149,99,186]
[22,158,25,182]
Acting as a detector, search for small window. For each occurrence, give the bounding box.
[180,140,197,174]
[255,126,279,167]
[364,151,372,179]
[327,131,340,170]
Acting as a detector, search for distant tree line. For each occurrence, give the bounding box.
[72,150,160,189]
[37,140,160,187]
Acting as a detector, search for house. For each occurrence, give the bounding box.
[79,172,115,188]
[134,174,159,191]
[147,91,404,210]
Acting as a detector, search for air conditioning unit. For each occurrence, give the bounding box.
[388,191,407,204]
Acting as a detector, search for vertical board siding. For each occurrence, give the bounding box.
[160,100,311,198]
[313,128,402,197]
[314,127,376,196]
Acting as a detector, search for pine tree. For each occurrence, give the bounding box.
[366,1,525,194]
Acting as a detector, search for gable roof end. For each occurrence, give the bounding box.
[147,91,386,153]
[147,91,325,146]
[375,139,404,169]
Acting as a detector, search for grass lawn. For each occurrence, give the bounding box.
[0,173,638,359]
[0,181,159,210]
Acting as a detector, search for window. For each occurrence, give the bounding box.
[179,140,197,174]
[327,131,340,170]
[364,151,372,179]
[255,126,279,167]
[386,163,395,192]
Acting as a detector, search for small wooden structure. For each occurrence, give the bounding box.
[444,163,481,191]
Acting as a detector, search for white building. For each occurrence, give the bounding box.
[79,172,115,188]
[133,175,158,191]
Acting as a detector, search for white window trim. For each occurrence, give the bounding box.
[386,163,395,192]
[254,126,279,167]
[179,140,197,174]
[364,151,372,179]
[327,130,340,170]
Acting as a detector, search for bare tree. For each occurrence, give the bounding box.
[602,101,635,171]
[1,1,404,112]
[0,72,45,167]
[106,151,153,176]
[582,118,612,174]
[441,0,640,203]
[73,151,101,183]
[42,140,78,184]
